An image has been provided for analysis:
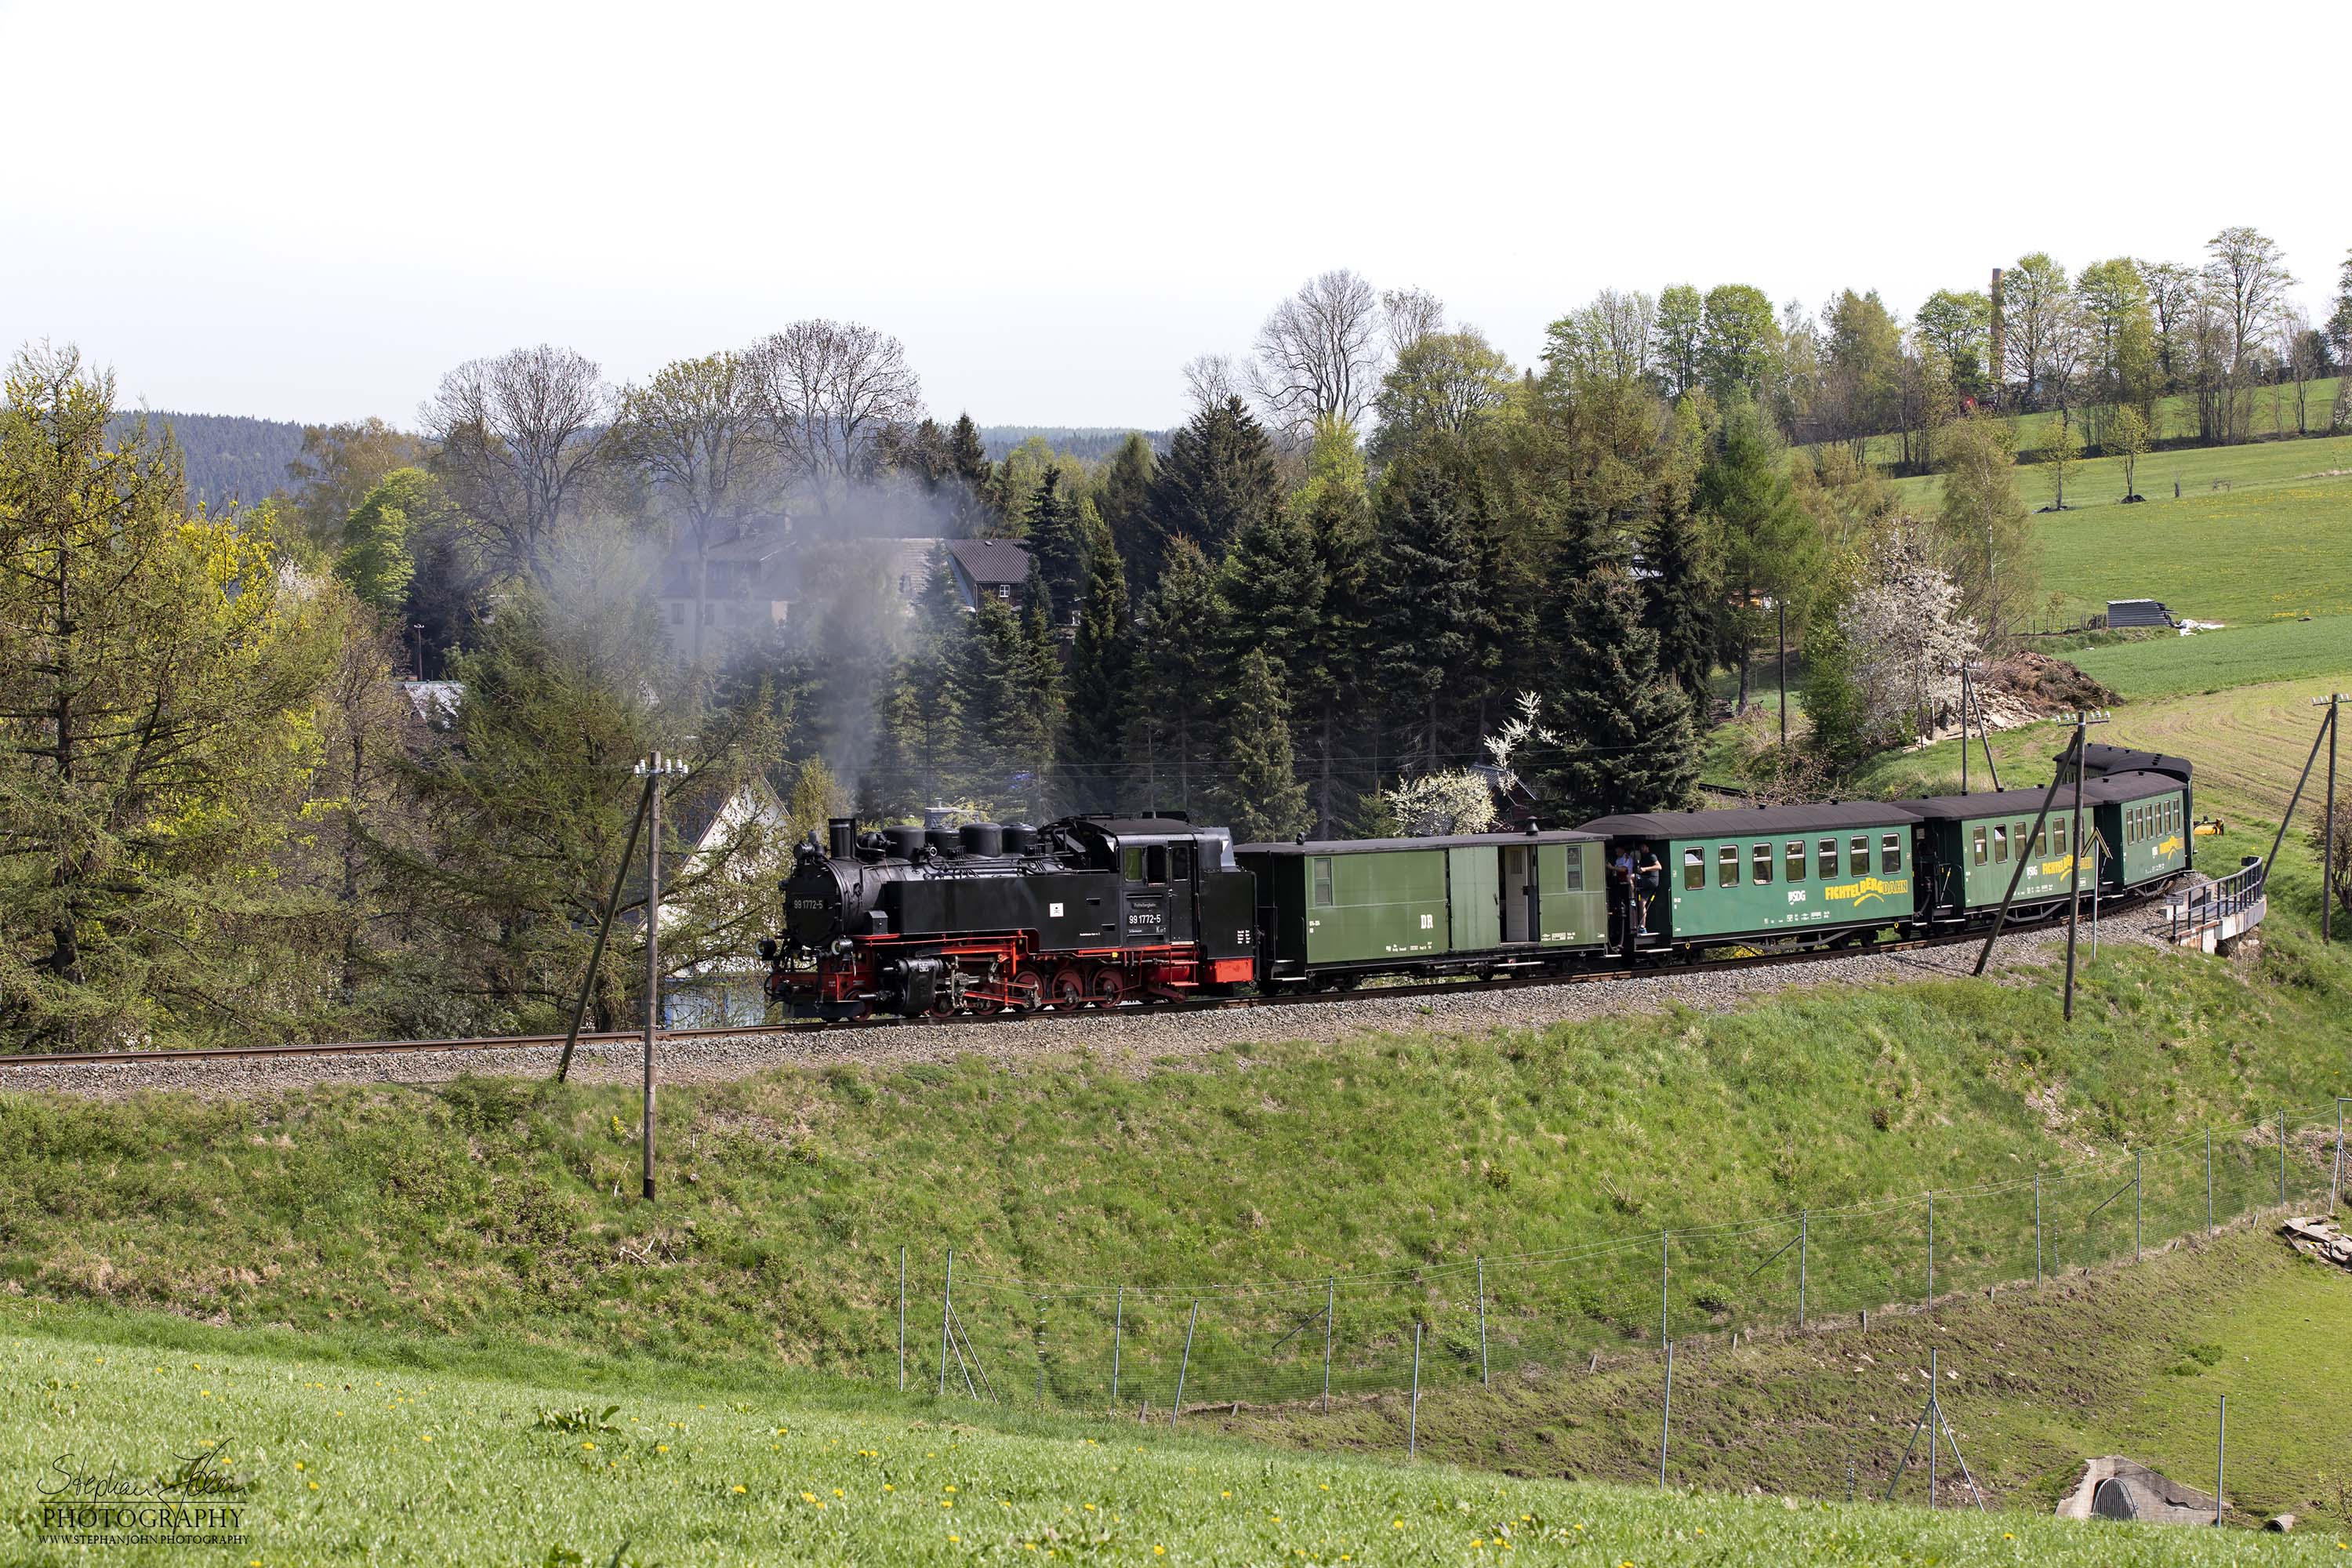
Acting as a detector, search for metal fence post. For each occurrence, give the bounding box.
[1111,1286,1123,1409]
[2216,1394,2227,1526]
[938,1248,955,1398]
[1657,1339,1674,1488]
[898,1245,907,1392]
[1321,1277,1334,1413]
[1660,1230,1670,1345]
[2335,1099,2347,1215]
[1408,1321,1423,1458]
[1170,1301,1198,1425]
[1476,1257,1489,1386]
[1797,1210,1808,1328]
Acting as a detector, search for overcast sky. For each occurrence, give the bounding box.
[5,0,2347,431]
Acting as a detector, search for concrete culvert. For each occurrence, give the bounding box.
[2059,1457,2218,1526]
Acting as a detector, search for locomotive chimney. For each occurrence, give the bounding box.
[827,817,855,859]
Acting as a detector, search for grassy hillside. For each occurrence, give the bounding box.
[7,1308,2347,1565]
[1221,1226,2352,1530]
[1864,377,2345,471]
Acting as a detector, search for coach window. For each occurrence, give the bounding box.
[2031,822,2046,855]
[2013,821,2028,856]
[1880,833,1902,873]
[1683,848,1705,891]
[1992,824,2007,863]
[1311,856,1334,907]
[2053,819,2067,855]
[1717,845,1738,887]
[1751,844,1773,884]
[1849,836,1869,876]
[1971,826,1987,865]
[1563,850,1585,891]
[1818,839,1838,880]
[1785,840,1806,882]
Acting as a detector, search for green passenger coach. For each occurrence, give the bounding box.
[1904,786,2096,919]
[2089,770,2191,891]
[1579,803,1924,952]
[1236,830,1608,985]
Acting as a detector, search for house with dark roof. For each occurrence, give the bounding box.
[941,539,1033,613]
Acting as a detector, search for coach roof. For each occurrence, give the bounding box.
[1238,829,1604,855]
[1577,801,1921,839]
[1903,785,2096,821]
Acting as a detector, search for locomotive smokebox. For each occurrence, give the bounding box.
[827,817,856,859]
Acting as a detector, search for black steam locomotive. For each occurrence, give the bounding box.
[764,815,1258,1018]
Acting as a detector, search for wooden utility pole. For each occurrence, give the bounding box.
[1777,598,1788,749]
[2317,695,2345,944]
[2061,710,2107,1021]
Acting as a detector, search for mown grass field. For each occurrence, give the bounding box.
[7,1309,2347,1566]
[2069,619,2352,699]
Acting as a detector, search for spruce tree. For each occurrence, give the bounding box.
[1135,395,1279,591]
[1293,419,1376,835]
[1366,439,1483,772]
[945,413,993,535]
[1127,536,1223,815]
[1641,488,1722,704]
[1218,495,1322,692]
[1060,509,1132,813]
[1006,561,1065,820]
[1098,431,1155,597]
[953,594,1022,808]
[1023,465,1087,626]
[1528,562,1698,819]
[1217,648,1311,843]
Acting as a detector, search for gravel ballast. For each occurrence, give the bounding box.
[0,895,2202,1102]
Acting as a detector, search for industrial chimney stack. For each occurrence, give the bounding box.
[1988,267,2005,409]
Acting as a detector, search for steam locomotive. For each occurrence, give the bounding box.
[764,815,1258,1018]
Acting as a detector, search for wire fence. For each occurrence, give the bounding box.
[873,1098,2347,1455]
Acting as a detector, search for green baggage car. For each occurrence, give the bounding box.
[1237,830,1609,986]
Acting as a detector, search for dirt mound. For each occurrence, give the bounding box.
[1983,651,2118,717]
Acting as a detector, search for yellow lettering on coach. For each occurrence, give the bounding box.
[1825,876,1910,906]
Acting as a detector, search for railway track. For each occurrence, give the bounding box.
[0,897,2158,1073]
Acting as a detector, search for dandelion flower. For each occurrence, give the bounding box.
[582,1443,596,1451]
[307,1481,319,1492]
[732,1485,748,1494]
[657,1444,670,1454]
[833,1489,844,1498]
[802,1493,816,1504]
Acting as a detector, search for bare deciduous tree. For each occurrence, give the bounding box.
[1181,353,1241,416]
[421,343,612,581]
[1247,269,1385,441]
[1380,285,1446,357]
[613,350,775,662]
[2203,226,2295,444]
[742,320,924,510]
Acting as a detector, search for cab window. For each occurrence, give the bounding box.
[1972,826,1987,866]
[1123,848,1145,880]
[1880,833,1902,873]
[1785,840,1806,882]
[1717,845,1738,887]
[1818,839,1838,880]
[1683,848,1705,891]
[1751,844,1773,884]
[1171,844,1194,882]
[1146,846,1168,883]
[1849,836,1868,876]
[1311,856,1334,907]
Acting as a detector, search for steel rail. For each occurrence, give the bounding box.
[0,884,2183,1073]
